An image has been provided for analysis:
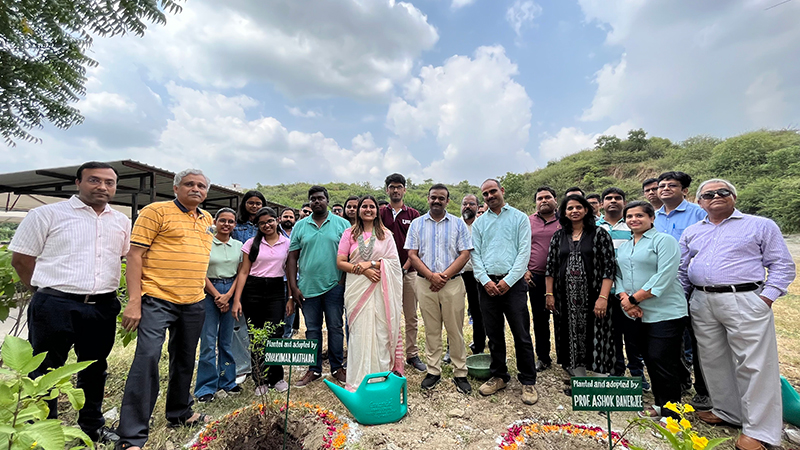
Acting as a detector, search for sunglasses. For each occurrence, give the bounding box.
[699,188,733,200]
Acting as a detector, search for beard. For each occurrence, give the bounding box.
[281,220,294,229]
[462,209,475,220]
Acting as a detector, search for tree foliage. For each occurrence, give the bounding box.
[0,0,183,145]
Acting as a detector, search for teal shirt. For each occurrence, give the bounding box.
[614,228,688,323]
[289,213,350,298]
[470,203,531,287]
[206,237,243,279]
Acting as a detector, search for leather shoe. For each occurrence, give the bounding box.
[697,410,724,424]
[735,434,766,450]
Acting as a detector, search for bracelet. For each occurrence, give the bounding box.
[598,294,608,300]
[288,296,293,299]
[545,292,554,296]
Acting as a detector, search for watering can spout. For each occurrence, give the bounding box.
[325,371,408,425]
[324,379,360,411]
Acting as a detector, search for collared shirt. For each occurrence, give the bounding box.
[527,212,560,274]
[678,209,796,301]
[289,213,350,298]
[9,195,130,295]
[207,237,243,279]
[404,212,473,274]
[462,220,475,272]
[380,204,420,266]
[596,215,632,250]
[654,199,706,242]
[130,199,213,305]
[243,234,289,278]
[470,203,531,287]
[232,221,257,244]
[279,225,292,239]
[615,228,687,323]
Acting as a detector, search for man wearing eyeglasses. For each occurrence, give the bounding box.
[642,178,663,210]
[10,161,130,445]
[679,179,795,450]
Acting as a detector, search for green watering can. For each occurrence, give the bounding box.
[324,371,408,425]
[782,375,800,427]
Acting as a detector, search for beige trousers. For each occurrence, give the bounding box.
[690,289,782,445]
[416,276,467,377]
[403,271,420,358]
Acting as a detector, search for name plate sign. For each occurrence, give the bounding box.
[263,339,318,366]
[571,377,643,411]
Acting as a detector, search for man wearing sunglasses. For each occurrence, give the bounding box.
[678,179,795,450]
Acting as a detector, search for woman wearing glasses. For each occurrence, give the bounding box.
[232,207,291,394]
[615,201,687,420]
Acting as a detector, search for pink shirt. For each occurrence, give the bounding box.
[242,234,289,278]
[338,229,372,256]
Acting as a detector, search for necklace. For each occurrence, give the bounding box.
[357,233,376,260]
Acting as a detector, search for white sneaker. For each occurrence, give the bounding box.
[254,385,270,396]
[272,380,289,392]
[235,374,247,385]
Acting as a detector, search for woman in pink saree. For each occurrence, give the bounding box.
[336,195,404,391]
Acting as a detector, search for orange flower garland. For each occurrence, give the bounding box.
[499,420,630,450]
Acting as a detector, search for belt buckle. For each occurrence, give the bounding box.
[84,295,96,305]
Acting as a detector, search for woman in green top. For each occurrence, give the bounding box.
[615,201,688,420]
[194,208,243,402]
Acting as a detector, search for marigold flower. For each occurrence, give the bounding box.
[691,434,709,450]
[665,417,681,434]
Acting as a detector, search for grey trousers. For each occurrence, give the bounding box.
[690,289,782,445]
[116,295,205,448]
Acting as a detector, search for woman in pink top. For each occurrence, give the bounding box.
[336,195,404,391]
[232,207,290,394]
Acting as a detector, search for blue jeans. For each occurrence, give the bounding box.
[283,282,295,338]
[194,278,236,397]
[303,284,345,373]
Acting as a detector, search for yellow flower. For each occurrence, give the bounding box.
[30,442,37,449]
[680,418,692,430]
[665,417,681,434]
[691,434,709,450]
[684,404,695,413]
[664,402,681,414]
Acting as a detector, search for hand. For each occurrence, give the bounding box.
[121,298,142,332]
[545,294,555,311]
[523,270,532,285]
[292,287,305,306]
[497,280,510,295]
[629,306,643,319]
[285,298,295,317]
[215,291,232,309]
[428,273,447,291]
[620,296,634,313]
[484,281,501,297]
[594,297,608,319]
[363,268,381,283]
[231,300,242,320]
[760,295,774,308]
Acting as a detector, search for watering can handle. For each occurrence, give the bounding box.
[364,371,392,383]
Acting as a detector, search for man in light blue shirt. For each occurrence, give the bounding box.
[471,179,538,405]
[406,184,473,394]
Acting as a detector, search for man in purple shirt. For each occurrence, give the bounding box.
[679,179,795,450]
[379,173,425,372]
[523,186,560,371]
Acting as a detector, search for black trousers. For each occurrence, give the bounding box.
[641,317,687,417]
[528,273,552,364]
[478,279,537,385]
[463,271,486,352]
[27,290,120,437]
[612,296,645,377]
[678,316,710,396]
[241,276,286,387]
[116,295,205,448]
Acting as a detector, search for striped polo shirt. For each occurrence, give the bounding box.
[131,199,214,304]
[404,212,473,274]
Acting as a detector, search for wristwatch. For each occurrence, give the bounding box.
[628,294,639,306]
[370,260,377,268]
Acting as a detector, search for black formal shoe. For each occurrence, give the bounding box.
[453,377,472,395]
[421,374,441,390]
[197,393,214,403]
[89,426,120,444]
[535,360,551,372]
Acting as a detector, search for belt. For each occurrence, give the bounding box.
[693,282,761,293]
[417,272,462,279]
[488,274,508,282]
[37,287,116,304]
[209,277,235,282]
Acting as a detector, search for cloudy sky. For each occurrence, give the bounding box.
[3,0,799,187]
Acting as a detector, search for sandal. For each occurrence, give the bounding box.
[115,442,141,450]
[167,412,212,429]
[637,406,662,420]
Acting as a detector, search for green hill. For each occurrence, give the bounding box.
[256,129,800,234]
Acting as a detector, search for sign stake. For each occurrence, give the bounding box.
[607,410,613,450]
[283,366,292,450]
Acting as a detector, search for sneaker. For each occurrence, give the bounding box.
[254,385,270,396]
[89,426,120,444]
[196,393,214,403]
[443,348,452,365]
[295,371,321,388]
[479,377,507,396]
[453,377,472,395]
[227,385,243,394]
[407,356,427,372]
[535,360,551,372]
[272,380,289,392]
[522,385,539,405]
[642,378,651,392]
[421,374,441,390]
[332,368,347,384]
[690,394,713,411]
[235,374,248,385]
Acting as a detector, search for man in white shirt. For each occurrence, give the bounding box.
[10,161,130,444]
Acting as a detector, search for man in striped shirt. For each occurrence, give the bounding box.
[10,161,130,445]
[405,184,473,394]
[116,169,214,450]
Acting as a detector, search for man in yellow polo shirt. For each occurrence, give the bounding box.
[116,169,214,450]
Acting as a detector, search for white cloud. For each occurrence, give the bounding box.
[451,0,477,8]
[286,107,321,119]
[506,1,543,37]
[80,92,137,118]
[118,0,439,100]
[577,0,800,138]
[387,45,536,181]
[538,121,635,161]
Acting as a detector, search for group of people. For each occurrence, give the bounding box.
[8,162,796,450]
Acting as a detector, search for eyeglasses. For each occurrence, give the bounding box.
[257,219,277,227]
[85,177,116,187]
[658,183,681,190]
[699,189,733,200]
[387,185,405,191]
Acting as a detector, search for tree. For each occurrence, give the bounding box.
[0,0,182,145]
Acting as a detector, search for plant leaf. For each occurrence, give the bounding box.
[704,436,733,450]
[62,426,93,448]
[35,361,93,394]
[650,420,682,448]
[63,387,86,411]
[20,352,47,375]
[1,336,35,372]
[18,419,65,450]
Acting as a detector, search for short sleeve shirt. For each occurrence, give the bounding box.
[242,234,289,278]
[207,237,243,279]
[289,213,350,298]
[404,212,473,274]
